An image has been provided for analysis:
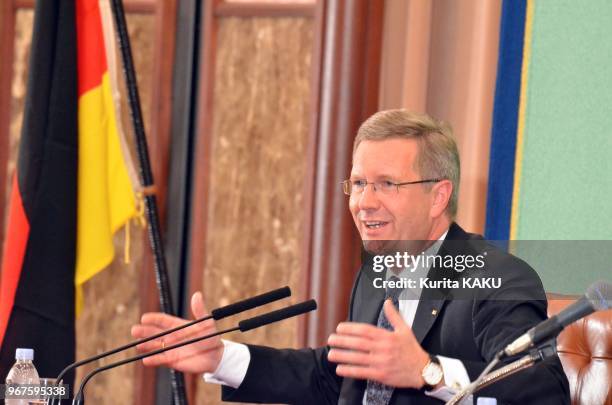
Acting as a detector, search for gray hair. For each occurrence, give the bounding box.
[353,109,460,218]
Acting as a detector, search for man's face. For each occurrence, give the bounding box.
[349,138,436,251]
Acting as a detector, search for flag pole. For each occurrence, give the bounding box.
[108,0,188,404]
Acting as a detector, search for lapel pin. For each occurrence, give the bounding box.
[431,309,438,316]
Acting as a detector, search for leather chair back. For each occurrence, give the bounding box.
[547,295,612,405]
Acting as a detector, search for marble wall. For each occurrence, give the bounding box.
[195,16,314,405]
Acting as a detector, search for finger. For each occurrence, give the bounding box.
[142,352,172,367]
[191,291,208,319]
[136,338,168,353]
[166,320,214,344]
[328,348,372,366]
[140,312,184,329]
[336,322,383,338]
[383,300,407,332]
[134,334,166,354]
[131,324,164,339]
[132,322,197,351]
[328,333,374,351]
[335,364,380,381]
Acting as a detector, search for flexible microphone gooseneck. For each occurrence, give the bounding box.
[51,286,290,404]
[502,280,611,358]
[445,340,559,405]
[71,299,317,405]
[448,280,611,404]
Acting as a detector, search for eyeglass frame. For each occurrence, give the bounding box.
[341,178,443,196]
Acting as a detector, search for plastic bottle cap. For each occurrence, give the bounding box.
[15,348,34,361]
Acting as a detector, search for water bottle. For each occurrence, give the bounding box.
[5,348,40,405]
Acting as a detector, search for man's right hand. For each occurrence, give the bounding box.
[131,291,224,374]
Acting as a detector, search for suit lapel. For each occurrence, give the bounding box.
[412,297,446,343]
[338,259,384,404]
[411,223,470,344]
[353,260,385,324]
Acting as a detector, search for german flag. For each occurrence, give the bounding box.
[0,0,137,383]
[75,0,137,305]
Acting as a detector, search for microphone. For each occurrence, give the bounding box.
[72,299,317,404]
[446,339,560,405]
[51,286,290,403]
[502,280,611,357]
[447,280,611,405]
[211,286,291,320]
[238,299,318,331]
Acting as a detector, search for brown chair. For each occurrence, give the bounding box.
[547,294,612,405]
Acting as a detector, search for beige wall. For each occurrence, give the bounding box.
[379,0,502,234]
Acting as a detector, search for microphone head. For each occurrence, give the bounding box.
[586,280,612,311]
[239,300,317,332]
[212,286,291,320]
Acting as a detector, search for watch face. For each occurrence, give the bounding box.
[423,362,444,386]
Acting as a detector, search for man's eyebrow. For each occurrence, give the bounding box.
[371,173,401,180]
[376,173,398,179]
[349,173,401,180]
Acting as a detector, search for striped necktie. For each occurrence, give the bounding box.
[365,276,403,405]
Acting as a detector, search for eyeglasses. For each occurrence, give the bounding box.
[341,179,442,196]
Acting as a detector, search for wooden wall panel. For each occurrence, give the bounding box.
[189,6,385,402]
[304,0,384,347]
[74,230,145,403]
[2,9,32,241]
[194,16,314,405]
[0,0,12,252]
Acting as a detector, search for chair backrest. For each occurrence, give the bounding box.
[547,295,612,405]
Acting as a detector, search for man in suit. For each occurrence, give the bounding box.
[132,110,570,404]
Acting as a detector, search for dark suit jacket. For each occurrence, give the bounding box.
[222,223,570,404]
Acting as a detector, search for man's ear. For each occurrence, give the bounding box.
[430,180,452,218]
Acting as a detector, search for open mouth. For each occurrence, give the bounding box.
[364,221,388,230]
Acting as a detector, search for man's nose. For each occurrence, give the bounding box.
[357,183,381,210]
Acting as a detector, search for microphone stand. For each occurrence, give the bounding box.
[71,300,316,404]
[72,326,240,405]
[49,315,213,404]
[50,286,290,405]
[445,340,557,405]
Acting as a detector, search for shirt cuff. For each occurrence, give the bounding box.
[203,340,250,388]
[424,355,473,404]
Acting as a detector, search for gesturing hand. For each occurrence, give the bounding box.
[130,291,224,374]
[327,300,430,388]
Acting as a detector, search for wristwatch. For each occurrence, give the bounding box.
[421,354,444,391]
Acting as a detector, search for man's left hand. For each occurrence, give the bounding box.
[327,300,430,388]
